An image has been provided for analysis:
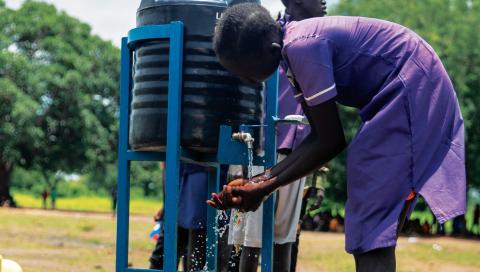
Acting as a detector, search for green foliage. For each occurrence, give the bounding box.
[0,78,42,164]
[85,161,164,198]
[130,162,164,197]
[10,167,43,192]
[56,178,92,198]
[10,0,120,172]
[1,0,120,199]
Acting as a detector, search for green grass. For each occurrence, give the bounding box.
[1,208,480,272]
[13,192,160,216]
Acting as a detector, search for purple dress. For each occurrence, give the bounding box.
[281,16,466,253]
[277,64,310,150]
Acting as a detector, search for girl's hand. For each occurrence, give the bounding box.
[207,177,276,212]
[207,186,242,210]
[227,182,270,212]
[249,169,272,184]
[206,179,246,210]
[227,178,248,187]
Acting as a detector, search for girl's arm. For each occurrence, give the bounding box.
[208,98,346,211]
[267,99,346,190]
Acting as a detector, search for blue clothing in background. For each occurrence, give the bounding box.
[178,163,228,229]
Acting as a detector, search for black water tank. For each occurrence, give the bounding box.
[129,0,263,153]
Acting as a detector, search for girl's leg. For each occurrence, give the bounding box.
[353,246,396,272]
[149,226,189,270]
[239,247,260,272]
[217,231,232,272]
[227,245,242,272]
[274,243,293,272]
[290,233,300,272]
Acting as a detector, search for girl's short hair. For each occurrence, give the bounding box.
[213,3,281,62]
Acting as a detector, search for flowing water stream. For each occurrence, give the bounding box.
[247,145,253,182]
[202,141,255,270]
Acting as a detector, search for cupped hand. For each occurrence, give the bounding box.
[207,177,276,212]
[227,178,248,187]
[206,178,247,210]
[226,183,268,212]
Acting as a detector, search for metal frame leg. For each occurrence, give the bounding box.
[116,37,133,272]
[116,22,184,272]
[163,22,184,272]
[116,159,131,271]
[261,71,279,272]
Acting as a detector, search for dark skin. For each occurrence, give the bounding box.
[284,0,327,20]
[208,99,345,211]
[208,0,345,212]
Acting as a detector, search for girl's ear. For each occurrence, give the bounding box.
[270,42,282,55]
[270,42,283,58]
[271,42,282,49]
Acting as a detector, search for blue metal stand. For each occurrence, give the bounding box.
[261,74,279,272]
[116,22,278,272]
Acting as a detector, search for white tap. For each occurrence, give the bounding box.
[232,132,254,149]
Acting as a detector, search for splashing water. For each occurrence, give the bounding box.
[214,210,229,238]
[217,209,229,221]
[200,210,231,271]
[199,140,255,271]
[247,146,253,181]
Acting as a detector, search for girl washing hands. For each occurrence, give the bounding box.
[208,3,466,271]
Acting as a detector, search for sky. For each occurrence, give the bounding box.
[5,0,339,47]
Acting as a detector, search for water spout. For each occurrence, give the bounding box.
[232,131,255,180]
[232,132,254,149]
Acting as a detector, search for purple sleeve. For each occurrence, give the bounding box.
[285,38,337,106]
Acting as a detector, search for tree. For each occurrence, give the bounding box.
[322,0,480,205]
[0,1,42,205]
[0,77,42,205]
[0,0,119,205]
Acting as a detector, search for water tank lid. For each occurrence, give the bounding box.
[138,0,228,11]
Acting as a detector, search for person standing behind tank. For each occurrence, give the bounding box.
[149,163,229,270]
[273,1,327,271]
[209,3,466,272]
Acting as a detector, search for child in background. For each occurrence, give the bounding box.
[275,1,327,271]
[226,165,265,272]
[150,163,229,270]
[209,3,466,271]
[41,189,49,209]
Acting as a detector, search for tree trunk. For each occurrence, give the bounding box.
[0,160,16,207]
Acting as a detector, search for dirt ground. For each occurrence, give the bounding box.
[1,208,480,271]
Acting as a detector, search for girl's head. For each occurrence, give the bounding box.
[213,3,283,85]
